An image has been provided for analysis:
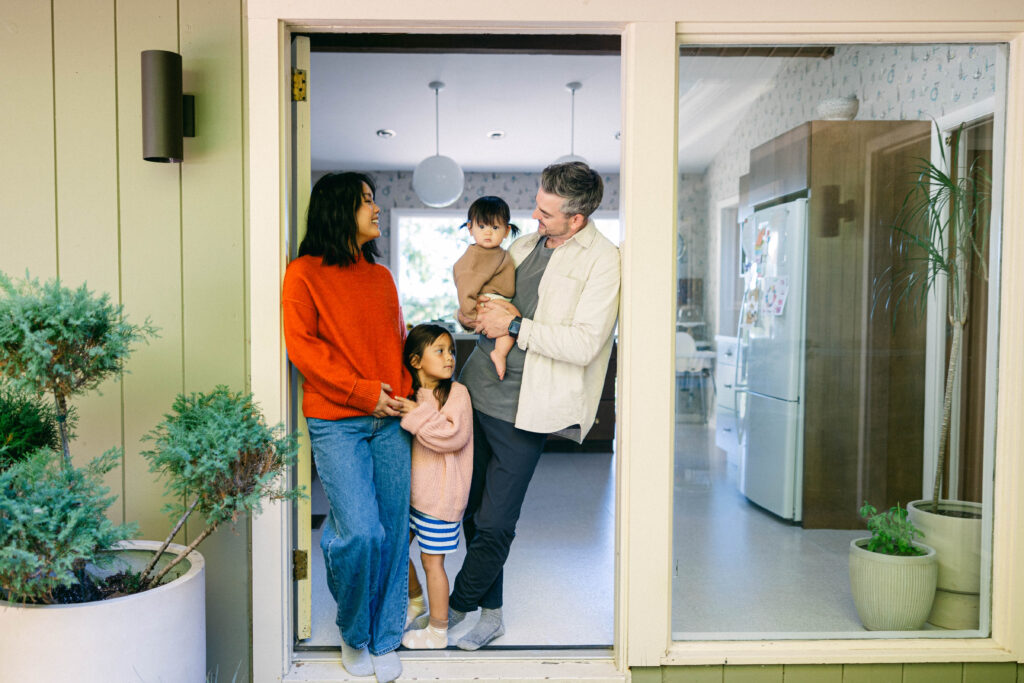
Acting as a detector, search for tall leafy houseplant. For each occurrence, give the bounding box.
[874,124,991,511]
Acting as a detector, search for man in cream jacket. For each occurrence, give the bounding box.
[445,161,620,650]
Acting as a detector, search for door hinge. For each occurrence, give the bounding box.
[292,69,308,102]
[293,549,308,580]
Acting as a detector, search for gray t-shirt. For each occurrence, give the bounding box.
[459,237,554,422]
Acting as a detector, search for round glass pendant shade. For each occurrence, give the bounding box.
[413,155,465,208]
[554,153,589,166]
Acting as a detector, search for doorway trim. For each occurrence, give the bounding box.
[247,11,678,679]
[248,4,1024,680]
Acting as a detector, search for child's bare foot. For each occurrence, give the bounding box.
[490,350,506,380]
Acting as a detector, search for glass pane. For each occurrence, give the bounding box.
[672,43,1005,640]
[396,213,470,327]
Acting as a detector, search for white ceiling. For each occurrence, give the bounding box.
[310,52,791,175]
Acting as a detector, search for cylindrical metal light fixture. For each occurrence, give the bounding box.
[141,50,183,163]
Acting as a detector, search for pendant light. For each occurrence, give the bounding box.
[555,81,588,165]
[413,81,465,207]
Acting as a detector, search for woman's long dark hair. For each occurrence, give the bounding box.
[403,324,455,407]
[298,172,380,266]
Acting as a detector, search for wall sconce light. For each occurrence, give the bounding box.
[141,50,195,163]
[816,184,856,237]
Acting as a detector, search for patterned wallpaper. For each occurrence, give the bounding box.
[312,170,620,267]
[700,43,1000,335]
[678,173,707,286]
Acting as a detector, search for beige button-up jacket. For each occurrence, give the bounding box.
[509,221,621,442]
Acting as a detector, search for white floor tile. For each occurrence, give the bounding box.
[306,449,615,648]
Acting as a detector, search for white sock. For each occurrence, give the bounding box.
[406,592,426,629]
[339,640,373,676]
[371,650,403,683]
[412,605,464,631]
[401,623,448,649]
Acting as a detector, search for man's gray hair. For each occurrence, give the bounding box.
[540,161,604,218]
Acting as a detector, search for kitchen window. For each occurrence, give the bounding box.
[391,209,621,328]
[673,42,1005,642]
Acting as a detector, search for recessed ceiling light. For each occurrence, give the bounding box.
[376,129,396,138]
[487,130,506,140]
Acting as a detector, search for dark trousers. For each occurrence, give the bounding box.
[449,410,547,611]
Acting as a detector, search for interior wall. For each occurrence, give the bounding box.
[312,170,621,267]
[677,173,708,327]
[0,0,250,678]
[702,43,999,340]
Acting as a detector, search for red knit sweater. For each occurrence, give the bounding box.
[282,254,411,420]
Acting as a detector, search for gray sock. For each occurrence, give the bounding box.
[370,650,402,683]
[339,640,373,676]
[414,605,465,631]
[456,607,504,650]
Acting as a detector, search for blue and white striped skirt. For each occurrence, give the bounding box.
[409,507,462,555]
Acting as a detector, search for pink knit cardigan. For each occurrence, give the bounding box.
[400,382,473,522]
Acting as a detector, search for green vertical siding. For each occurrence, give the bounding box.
[0,0,248,679]
[638,663,1023,682]
[963,662,1019,683]
[841,663,902,683]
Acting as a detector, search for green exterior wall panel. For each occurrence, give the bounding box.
[838,664,902,683]
[722,665,784,683]
[781,664,843,683]
[633,667,665,683]
[962,662,1018,683]
[901,663,964,683]
[663,665,724,682]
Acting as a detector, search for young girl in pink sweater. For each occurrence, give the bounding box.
[395,324,473,649]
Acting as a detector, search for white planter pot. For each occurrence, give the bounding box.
[849,538,937,631]
[907,499,982,629]
[0,540,205,682]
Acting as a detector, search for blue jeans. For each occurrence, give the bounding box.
[307,416,411,655]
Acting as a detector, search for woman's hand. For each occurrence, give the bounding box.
[372,383,404,417]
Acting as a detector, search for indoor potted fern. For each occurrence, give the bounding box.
[874,123,991,629]
[849,502,937,631]
[0,272,302,681]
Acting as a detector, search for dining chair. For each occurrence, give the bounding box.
[676,330,709,423]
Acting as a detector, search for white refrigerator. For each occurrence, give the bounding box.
[736,198,807,521]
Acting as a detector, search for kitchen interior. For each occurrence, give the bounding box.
[298,35,1001,648]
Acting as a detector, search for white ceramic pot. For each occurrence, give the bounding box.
[849,538,937,631]
[907,499,983,629]
[907,499,982,591]
[0,540,206,682]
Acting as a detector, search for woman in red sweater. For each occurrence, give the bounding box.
[282,172,412,683]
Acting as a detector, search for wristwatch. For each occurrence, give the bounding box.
[507,316,522,338]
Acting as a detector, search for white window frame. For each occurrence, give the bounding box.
[247,5,1024,679]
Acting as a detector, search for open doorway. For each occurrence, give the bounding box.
[292,33,622,650]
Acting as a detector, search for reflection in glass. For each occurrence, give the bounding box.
[672,43,1003,640]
